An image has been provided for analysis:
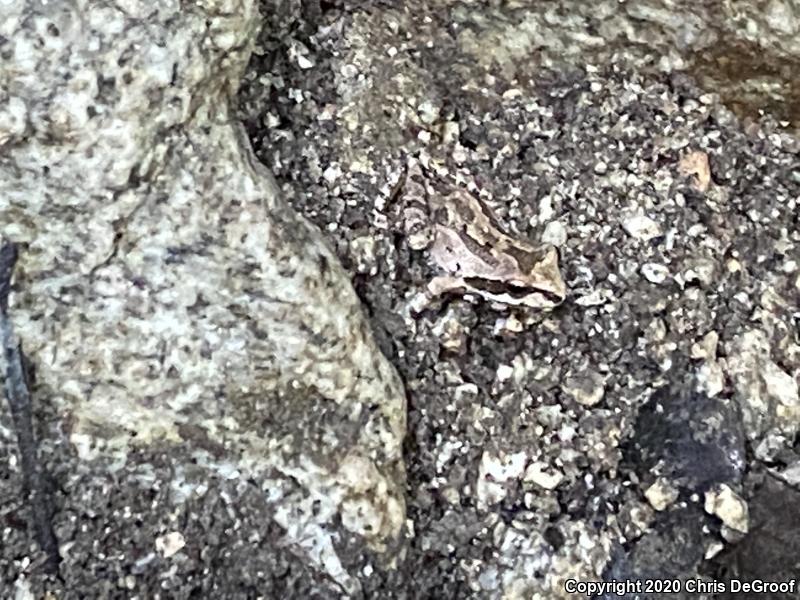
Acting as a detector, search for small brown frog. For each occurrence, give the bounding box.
[400,158,566,312]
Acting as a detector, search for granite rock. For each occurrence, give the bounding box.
[4,0,800,597]
[0,0,406,594]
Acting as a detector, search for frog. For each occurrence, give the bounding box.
[399,157,567,313]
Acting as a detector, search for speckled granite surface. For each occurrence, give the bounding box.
[2,0,800,598]
[1,1,406,595]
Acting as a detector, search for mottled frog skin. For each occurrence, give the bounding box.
[401,158,566,311]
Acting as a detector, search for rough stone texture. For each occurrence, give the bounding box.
[623,383,746,495]
[711,472,800,600]
[602,505,709,600]
[2,0,800,598]
[447,0,800,130]
[728,329,800,440]
[237,1,799,597]
[603,381,748,597]
[1,0,405,595]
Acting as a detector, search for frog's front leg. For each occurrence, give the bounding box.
[408,275,471,314]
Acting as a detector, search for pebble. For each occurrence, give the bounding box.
[323,164,342,183]
[690,331,719,359]
[641,263,670,284]
[622,213,662,241]
[542,220,567,246]
[155,532,186,558]
[644,479,679,511]
[562,372,605,407]
[417,100,440,125]
[523,462,564,490]
[704,484,749,534]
